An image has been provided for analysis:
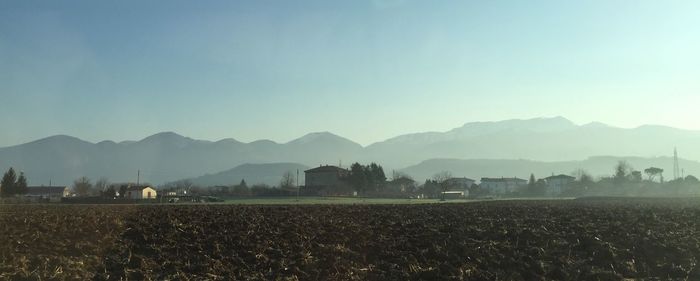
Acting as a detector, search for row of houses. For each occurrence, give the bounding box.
[480,174,576,196]
[304,165,577,197]
[18,185,157,202]
[14,167,572,201]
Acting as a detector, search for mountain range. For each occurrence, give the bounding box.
[1,117,699,186]
[400,156,700,183]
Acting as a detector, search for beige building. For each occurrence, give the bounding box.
[125,186,157,199]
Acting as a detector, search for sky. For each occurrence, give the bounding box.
[1,0,699,147]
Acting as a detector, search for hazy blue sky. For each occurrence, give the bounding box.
[1,0,699,147]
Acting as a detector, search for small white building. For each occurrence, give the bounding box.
[480,177,527,195]
[544,174,576,196]
[125,186,157,199]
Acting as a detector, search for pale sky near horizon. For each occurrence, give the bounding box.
[1,0,699,147]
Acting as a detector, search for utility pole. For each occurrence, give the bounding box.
[296,169,300,201]
[137,170,140,186]
[673,147,680,181]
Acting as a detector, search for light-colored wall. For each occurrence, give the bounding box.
[126,187,157,199]
[481,180,526,194]
[142,187,156,199]
[481,181,506,194]
[546,178,574,196]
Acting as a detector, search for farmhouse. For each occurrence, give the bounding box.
[25,186,70,202]
[544,174,576,196]
[440,177,475,197]
[480,177,527,195]
[124,186,157,199]
[304,165,351,195]
[446,177,475,189]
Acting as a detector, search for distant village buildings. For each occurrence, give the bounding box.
[444,177,475,190]
[303,164,576,198]
[442,177,476,198]
[544,174,576,196]
[480,177,528,195]
[25,186,70,202]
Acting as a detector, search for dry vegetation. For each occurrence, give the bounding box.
[2,199,700,280]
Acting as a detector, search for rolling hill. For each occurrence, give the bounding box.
[179,163,310,187]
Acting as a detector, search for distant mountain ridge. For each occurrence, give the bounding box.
[181,163,310,187]
[0,131,361,186]
[2,117,699,186]
[364,117,700,167]
[400,156,700,183]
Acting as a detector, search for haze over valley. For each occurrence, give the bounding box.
[4,2,700,280]
[2,117,698,186]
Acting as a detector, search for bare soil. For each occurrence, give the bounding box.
[1,199,699,280]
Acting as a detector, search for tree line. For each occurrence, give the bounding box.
[0,168,28,197]
[161,178,301,197]
[506,161,700,198]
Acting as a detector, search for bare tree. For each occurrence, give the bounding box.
[280,171,295,189]
[175,180,194,194]
[73,177,93,197]
[95,177,109,195]
[572,169,593,183]
[432,171,453,201]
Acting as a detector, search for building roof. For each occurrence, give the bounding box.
[389,177,416,184]
[545,174,576,180]
[26,186,67,195]
[126,185,154,191]
[446,177,475,182]
[480,177,527,183]
[304,165,349,173]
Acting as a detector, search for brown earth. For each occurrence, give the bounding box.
[1,199,700,280]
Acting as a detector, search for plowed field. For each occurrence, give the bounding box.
[2,199,700,280]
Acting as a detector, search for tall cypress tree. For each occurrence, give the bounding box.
[527,173,536,196]
[369,163,387,190]
[16,172,28,195]
[1,168,17,197]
